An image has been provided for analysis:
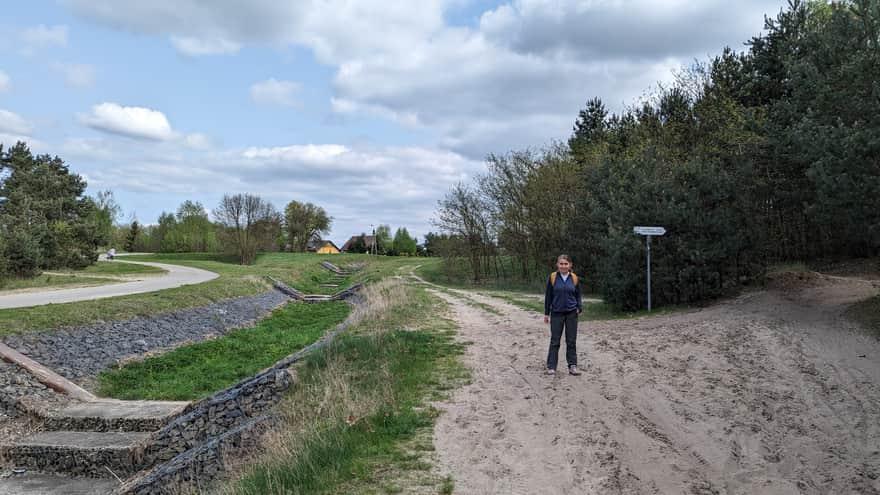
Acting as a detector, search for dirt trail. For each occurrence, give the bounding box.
[423,275,880,494]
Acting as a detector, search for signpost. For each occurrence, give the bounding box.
[633,226,666,311]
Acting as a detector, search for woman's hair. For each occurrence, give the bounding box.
[556,254,572,264]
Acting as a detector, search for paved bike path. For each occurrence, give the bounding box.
[0,257,218,309]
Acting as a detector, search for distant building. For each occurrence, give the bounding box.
[340,234,377,253]
[307,239,341,254]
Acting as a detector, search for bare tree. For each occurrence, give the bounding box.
[479,150,538,279]
[213,193,277,264]
[435,182,491,281]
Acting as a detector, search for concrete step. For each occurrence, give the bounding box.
[303,295,333,303]
[41,400,189,432]
[0,472,116,494]
[1,431,150,478]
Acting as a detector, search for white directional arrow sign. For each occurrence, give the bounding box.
[633,226,666,236]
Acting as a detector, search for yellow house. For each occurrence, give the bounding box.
[308,240,341,254]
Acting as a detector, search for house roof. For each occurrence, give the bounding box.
[307,239,340,252]
[341,234,376,252]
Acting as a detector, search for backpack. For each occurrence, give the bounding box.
[550,271,578,287]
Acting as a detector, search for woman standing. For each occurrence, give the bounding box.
[543,254,583,376]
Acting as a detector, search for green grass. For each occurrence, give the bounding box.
[74,260,166,276]
[0,273,119,292]
[440,476,455,494]
[767,262,810,275]
[416,257,548,293]
[579,300,684,320]
[0,261,166,293]
[227,284,468,495]
[98,301,350,400]
[847,295,880,338]
[0,252,422,336]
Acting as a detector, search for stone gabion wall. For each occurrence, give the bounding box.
[268,277,305,300]
[330,282,364,301]
[6,438,142,478]
[141,368,294,466]
[116,308,358,495]
[2,290,289,380]
[116,416,278,495]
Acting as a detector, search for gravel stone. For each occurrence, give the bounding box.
[2,291,289,380]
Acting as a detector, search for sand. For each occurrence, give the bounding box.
[424,274,880,494]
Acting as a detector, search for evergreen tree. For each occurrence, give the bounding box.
[125,221,141,252]
[0,141,103,272]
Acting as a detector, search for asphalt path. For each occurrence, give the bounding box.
[0,256,218,310]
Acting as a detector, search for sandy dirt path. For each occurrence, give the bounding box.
[423,275,880,494]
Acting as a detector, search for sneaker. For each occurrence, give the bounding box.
[568,365,582,376]
[546,368,556,375]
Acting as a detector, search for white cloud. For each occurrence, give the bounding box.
[0,109,34,135]
[183,133,212,149]
[0,71,9,92]
[22,24,68,47]
[52,62,96,88]
[478,0,780,61]
[0,134,46,152]
[170,36,240,56]
[250,78,300,106]
[0,110,42,151]
[62,0,785,156]
[79,102,174,141]
[61,137,115,160]
[65,136,480,239]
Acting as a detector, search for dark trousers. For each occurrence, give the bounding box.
[547,310,578,369]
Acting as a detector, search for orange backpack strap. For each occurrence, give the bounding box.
[572,273,578,286]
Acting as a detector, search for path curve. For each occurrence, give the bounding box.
[0,256,218,309]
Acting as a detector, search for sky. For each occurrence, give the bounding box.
[0,0,787,246]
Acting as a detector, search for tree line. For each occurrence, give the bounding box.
[344,224,419,256]
[0,142,117,280]
[0,140,428,274]
[115,196,333,265]
[434,0,880,309]
[118,199,424,263]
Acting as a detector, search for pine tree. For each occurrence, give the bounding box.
[125,221,141,252]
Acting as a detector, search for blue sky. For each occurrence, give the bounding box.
[0,0,786,245]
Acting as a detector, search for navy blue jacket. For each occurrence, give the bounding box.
[544,272,583,315]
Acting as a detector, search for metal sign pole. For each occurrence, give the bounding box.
[646,235,651,312]
[633,226,664,312]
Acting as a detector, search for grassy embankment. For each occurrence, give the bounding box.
[0,252,420,336]
[220,279,467,495]
[99,301,350,400]
[75,260,167,276]
[100,273,469,493]
[0,260,165,293]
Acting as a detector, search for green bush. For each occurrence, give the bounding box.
[4,229,43,278]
